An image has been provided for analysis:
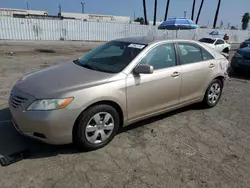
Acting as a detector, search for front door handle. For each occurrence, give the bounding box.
[171,72,180,77]
[209,63,215,68]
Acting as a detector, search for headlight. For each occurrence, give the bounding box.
[234,52,243,58]
[27,97,73,111]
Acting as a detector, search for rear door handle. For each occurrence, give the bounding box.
[171,72,180,77]
[209,63,215,68]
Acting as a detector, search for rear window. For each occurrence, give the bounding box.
[199,38,216,44]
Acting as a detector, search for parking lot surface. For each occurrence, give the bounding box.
[0,41,250,188]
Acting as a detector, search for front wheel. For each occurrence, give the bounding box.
[202,79,223,108]
[73,104,120,151]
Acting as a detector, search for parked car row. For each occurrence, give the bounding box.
[199,37,231,53]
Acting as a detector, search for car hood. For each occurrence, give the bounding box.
[15,61,114,98]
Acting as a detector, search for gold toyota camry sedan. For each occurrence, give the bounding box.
[9,36,229,150]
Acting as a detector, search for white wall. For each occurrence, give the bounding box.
[0,17,249,42]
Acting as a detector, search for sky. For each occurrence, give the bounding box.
[1,0,249,28]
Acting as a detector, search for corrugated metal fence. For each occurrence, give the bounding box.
[0,17,250,42]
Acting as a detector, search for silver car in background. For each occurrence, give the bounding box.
[9,36,229,150]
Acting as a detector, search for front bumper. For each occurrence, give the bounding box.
[9,103,80,145]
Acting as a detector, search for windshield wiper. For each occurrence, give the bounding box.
[81,64,97,70]
[73,58,80,63]
[73,59,95,70]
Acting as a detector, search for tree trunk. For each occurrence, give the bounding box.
[213,0,221,28]
[143,0,148,25]
[164,0,170,21]
[196,0,204,24]
[191,0,196,21]
[153,0,157,25]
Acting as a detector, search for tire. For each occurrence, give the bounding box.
[202,79,223,108]
[73,104,120,151]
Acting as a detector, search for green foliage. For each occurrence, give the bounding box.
[242,13,250,30]
[134,17,144,25]
[231,26,237,30]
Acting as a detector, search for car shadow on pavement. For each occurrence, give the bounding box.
[120,103,203,133]
[0,104,202,166]
[0,108,80,166]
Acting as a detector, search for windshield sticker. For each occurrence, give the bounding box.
[128,44,145,49]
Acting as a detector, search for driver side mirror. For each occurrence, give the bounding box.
[133,64,154,75]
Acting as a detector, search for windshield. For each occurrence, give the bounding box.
[75,41,147,73]
[199,38,216,44]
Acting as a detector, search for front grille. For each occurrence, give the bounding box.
[10,93,27,109]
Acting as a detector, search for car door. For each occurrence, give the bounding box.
[177,42,215,104]
[126,42,181,121]
[214,39,225,52]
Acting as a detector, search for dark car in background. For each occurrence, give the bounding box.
[239,40,250,49]
[231,47,250,72]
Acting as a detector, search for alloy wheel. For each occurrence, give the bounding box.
[85,112,115,144]
[208,83,221,104]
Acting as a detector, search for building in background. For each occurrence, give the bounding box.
[0,8,164,25]
[60,12,131,23]
[0,8,48,18]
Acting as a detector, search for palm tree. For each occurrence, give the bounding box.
[191,0,196,21]
[164,0,171,21]
[213,0,222,28]
[143,0,148,25]
[196,0,204,24]
[153,0,158,25]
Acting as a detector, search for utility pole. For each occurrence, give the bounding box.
[153,0,157,26]
[81,2,85,14]
[26,2,29,10]
[164,0,170,21]
[184,11,187,18]
[213,0,221,28]
[143,0,148,25]
[191,0,196,20]
[58,4,62,17]
[134,11,136,21]
[196,0,204,24]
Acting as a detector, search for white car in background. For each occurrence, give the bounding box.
[199,38,231,53]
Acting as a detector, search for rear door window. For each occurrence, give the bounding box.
[139,43,177,70]
[177,43,203,65]
[201,48,214,61]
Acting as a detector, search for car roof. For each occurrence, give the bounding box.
[113,36,197,45]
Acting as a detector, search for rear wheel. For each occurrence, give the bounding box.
[73,104,120,151]
[202,79,223,108]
